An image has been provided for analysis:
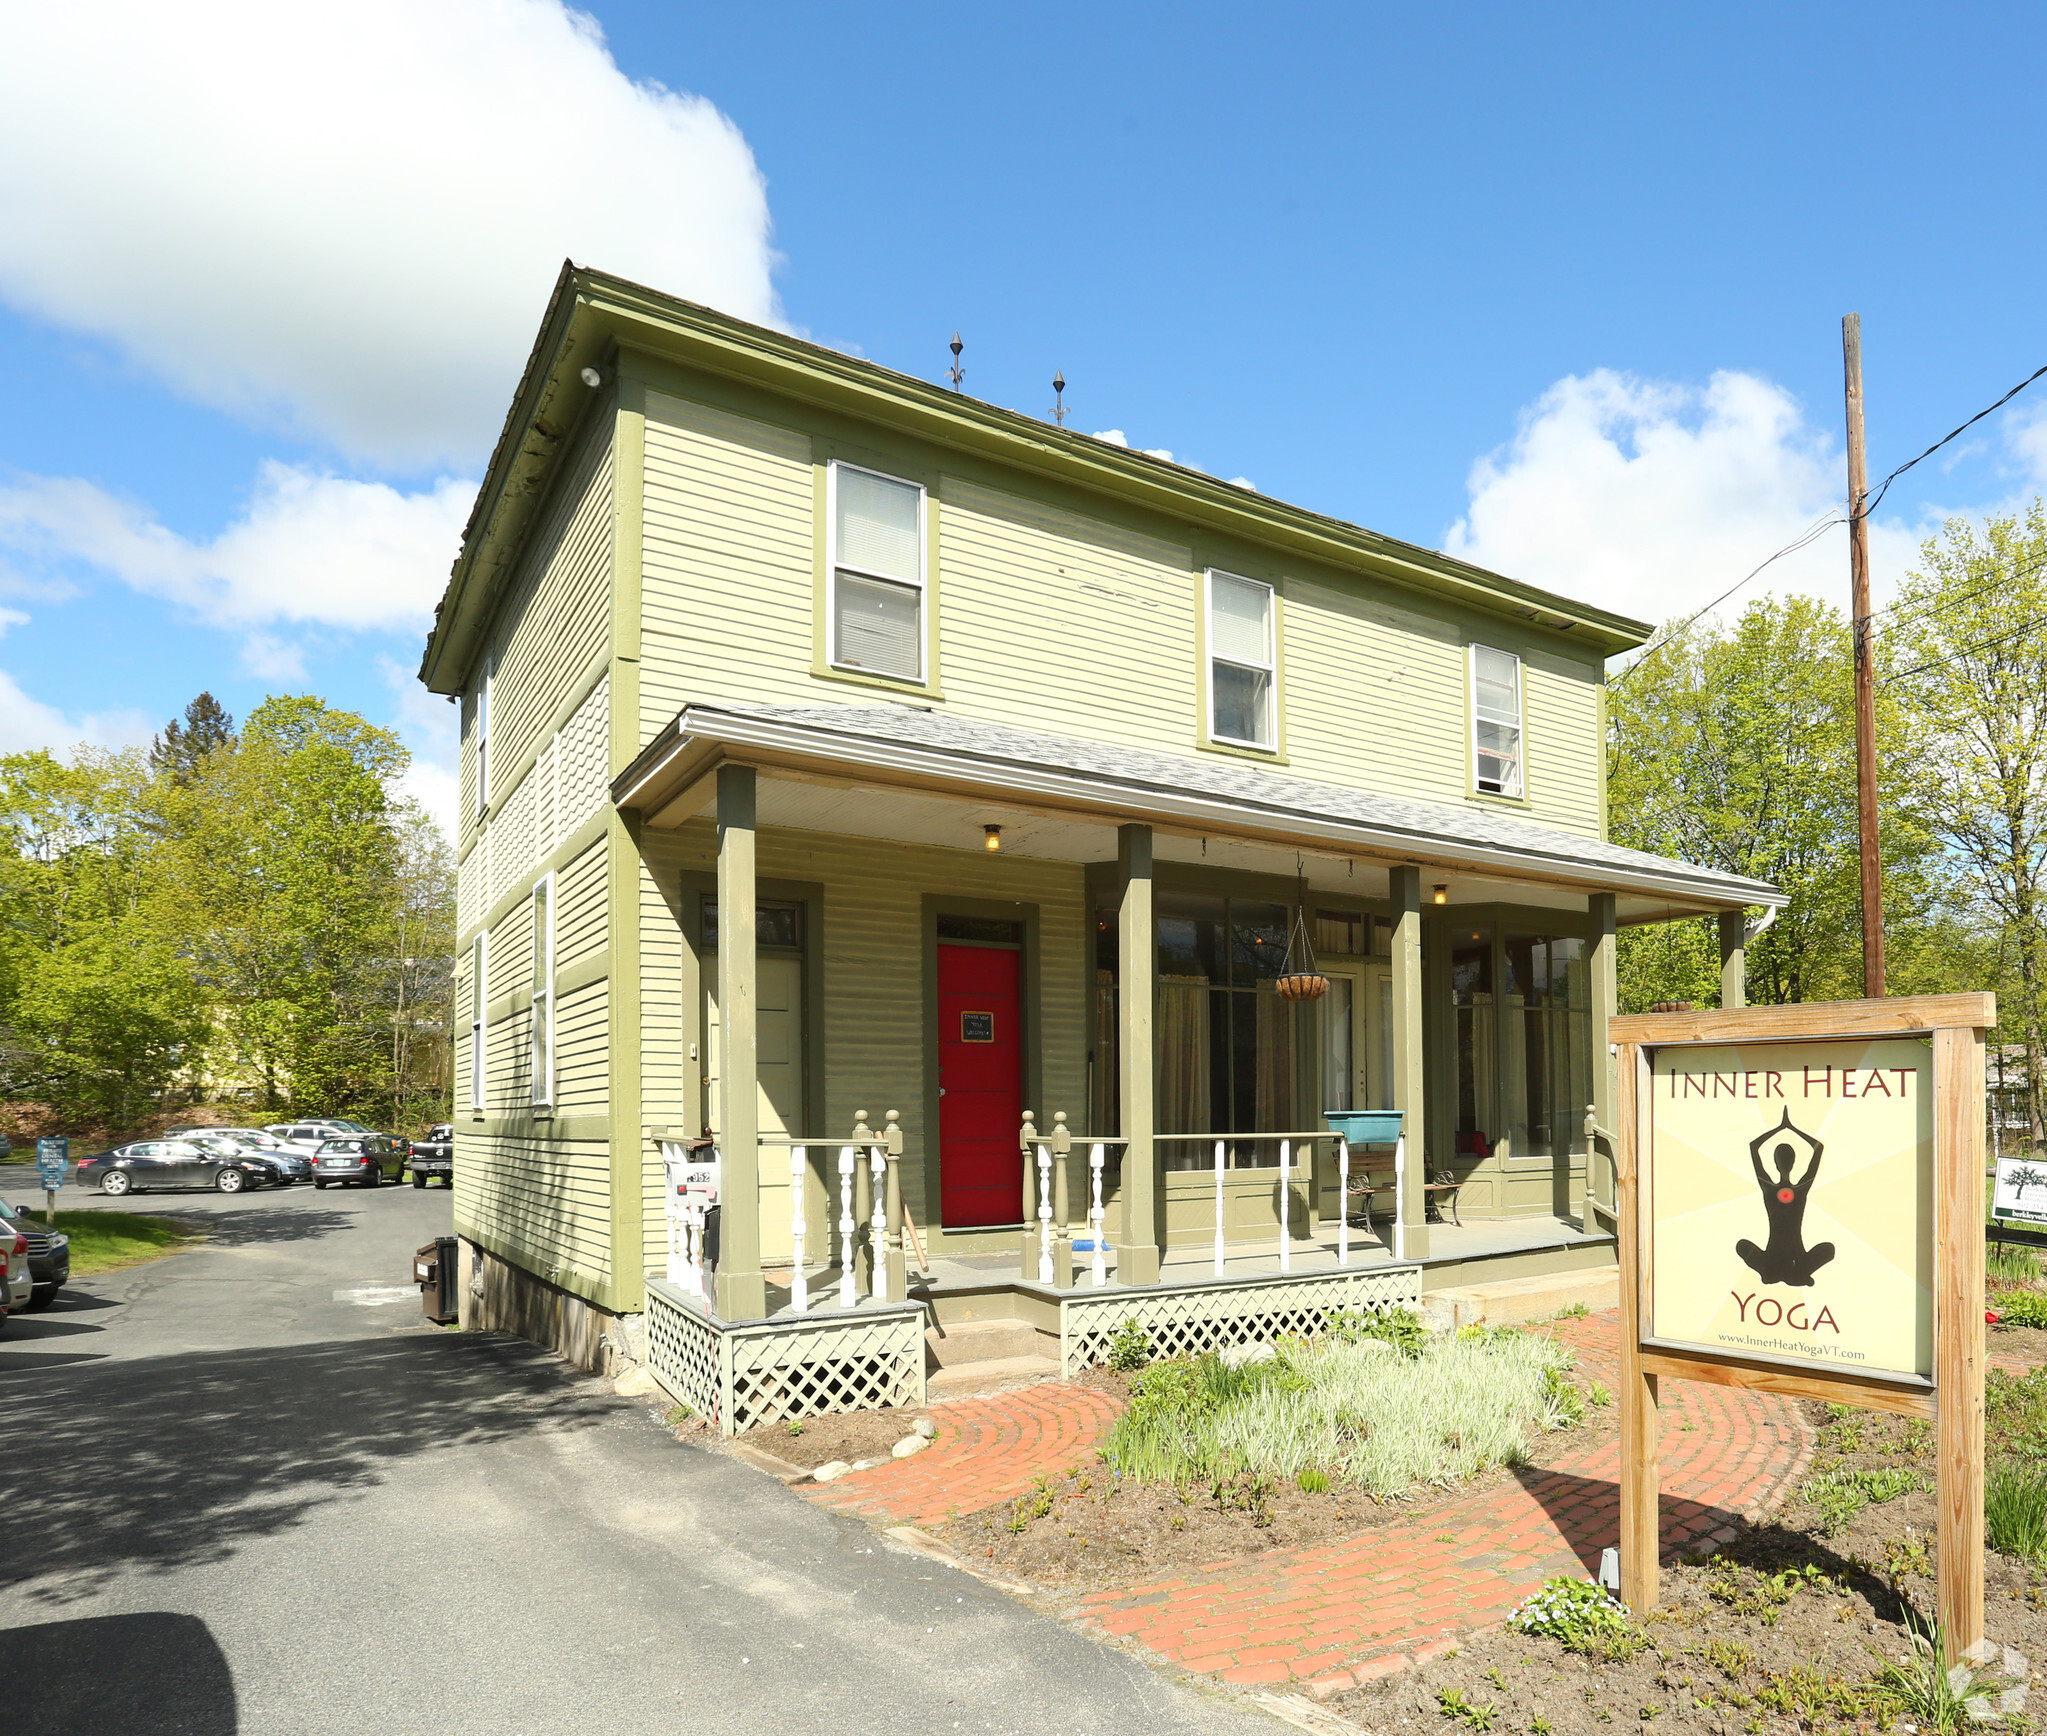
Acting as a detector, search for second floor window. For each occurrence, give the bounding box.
[830,462,925,681]
[1206,569,1275,748]
[1471,644,1524,797]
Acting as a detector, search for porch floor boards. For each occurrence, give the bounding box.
[752,1212,1613,1319]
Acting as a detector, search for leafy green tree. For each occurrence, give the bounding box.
[1888,502,2047,1142]
[1607,595,1942,1011]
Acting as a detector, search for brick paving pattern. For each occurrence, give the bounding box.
[803,1386,1123,1529]
[803,1313,1811,1697]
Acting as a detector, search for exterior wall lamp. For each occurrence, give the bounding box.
[983,825,1003,851]
[1432,884,1448,904]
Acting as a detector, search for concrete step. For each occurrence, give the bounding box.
[1423,1263,1620,1331]
[925,1317,1044,1368]
[926,1354,1061,1401]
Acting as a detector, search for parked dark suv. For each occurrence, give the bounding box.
[310,1135,408,1189]
[408,1125,454,1188]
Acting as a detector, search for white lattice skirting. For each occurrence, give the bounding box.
[1059,1265,1424,1378]
[644,1281,928,1436]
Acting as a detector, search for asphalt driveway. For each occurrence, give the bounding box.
[0,1167,1282,1736]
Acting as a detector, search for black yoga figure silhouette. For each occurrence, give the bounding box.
[1734,1109,1836,1288]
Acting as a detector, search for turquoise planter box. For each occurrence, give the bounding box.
[1323,1110,1404,1146]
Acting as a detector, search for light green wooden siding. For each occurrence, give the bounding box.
[557,836,608,967]
[1281,578,1469,804]
[555,980,609,1114]
[640,390,814,735]
[1521,652,1604,837]
[635,822,1090,1273]
[452,1132,613,1290]
[488,424,615,804]
[639,853,691,1131]
[935,479,1197,751]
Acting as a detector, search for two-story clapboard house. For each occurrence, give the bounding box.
[419,263,1781,1427]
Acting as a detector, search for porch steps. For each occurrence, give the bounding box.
[924,1317,1060,1400]
[1423,1263,1620,1331]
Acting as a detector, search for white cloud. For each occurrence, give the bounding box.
[0,0,778,469]
[0,607,28,637]
[1090,428,1191,465]
[1443,369,1853,625]
[0,464,473,655]
[0,672,155,757]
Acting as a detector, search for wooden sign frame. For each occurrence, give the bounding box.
[1610,993,1993,1651]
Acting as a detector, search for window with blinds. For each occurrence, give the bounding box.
[830,462,925,680]
[1471,644,1524,797]
[1206,569,1275,747]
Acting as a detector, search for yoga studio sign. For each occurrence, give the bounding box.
[1646,1038,1933,1382]
[1607,994,1994,1654]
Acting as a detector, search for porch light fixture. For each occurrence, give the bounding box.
[1432,884,1448,904]
[579,366,603,388]
[983,824,1003,851]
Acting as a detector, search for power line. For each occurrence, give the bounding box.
[1609,511,1844,683]
[1874,551,2047,631]
[1885,611,2047,684]
[1862,360,2047,519]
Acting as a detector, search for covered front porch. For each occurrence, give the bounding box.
[614,699,1778,1430]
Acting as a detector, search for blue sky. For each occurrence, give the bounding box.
[1,2,2043,829]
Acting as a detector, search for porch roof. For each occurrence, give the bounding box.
[613,698,1785,916]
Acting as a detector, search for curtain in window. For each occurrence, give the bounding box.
[1157,978,1211,1169]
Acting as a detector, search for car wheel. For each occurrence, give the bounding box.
[101,1170,132,1196]
[314,1179,327,1189]
[216,1167,246,1194]
[412,1170,426,1188]
[25,1287,55,1311]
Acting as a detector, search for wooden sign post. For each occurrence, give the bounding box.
[1611,993,1992,1651]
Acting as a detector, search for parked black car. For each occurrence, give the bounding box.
[76,1140,283,1195]
[310,1135,408,1189]
[408,1124,454,1189]
[0,1199,68,1309]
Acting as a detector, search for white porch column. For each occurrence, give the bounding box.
[1390,865,1428,1263]
[715,765,766,1321]
[1114,823,1161,1285]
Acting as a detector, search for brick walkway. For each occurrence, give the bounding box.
[805,1315,1811,1697]
[803,1386,1123,1529]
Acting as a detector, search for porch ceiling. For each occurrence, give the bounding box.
[612,698,1785,923]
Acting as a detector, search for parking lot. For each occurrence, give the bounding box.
[0,1162,1273,1736]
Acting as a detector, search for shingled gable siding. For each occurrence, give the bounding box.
[635,820,1090,1274]
[451,407,619,1305]
[639,389,816,735]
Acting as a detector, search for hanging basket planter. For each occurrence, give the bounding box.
[1276,971,1330,1002]
[1275,885,1328,1001]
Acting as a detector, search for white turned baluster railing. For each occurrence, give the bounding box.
[1277,1138,1292,1274]
[870,1139,890,1302]
[1036,1140,1054,1283]
[1212,1139,1228,1276]
[1391,1130,1407,1264]
[1336,1135,1351,1267]
[1088,1143,1108,1287]
[788,1144,809,1314]
[837,1144,858,1308]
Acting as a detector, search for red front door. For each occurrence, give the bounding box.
[937,943,1023,1228]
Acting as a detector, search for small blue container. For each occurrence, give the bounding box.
[1323,1110,1405,1146]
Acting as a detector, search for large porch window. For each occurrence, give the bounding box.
[1156,892,1295,1168]
[1453,924,1591,1163]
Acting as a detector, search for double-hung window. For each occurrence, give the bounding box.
[529,874,555,1107]
[1470,644,1524,797]
[475,654,492,816]
[468,932,488,1111]
[829,462,926,681]
[1206,569,1276,748]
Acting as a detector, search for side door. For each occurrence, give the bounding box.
[704,948,808,1260]
[163,1140,217,1186]
[936,941,1024,1229]
[117,1142,169,1190]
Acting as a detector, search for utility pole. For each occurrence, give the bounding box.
[1843,313,1885,997]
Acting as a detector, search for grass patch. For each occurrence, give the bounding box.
[1985,1460,2047,1560]
[1800,1465,1924,1536]
[1987,1242,2039,1285]
[1101,1324,1581,1500]
[38,1210,197,1276]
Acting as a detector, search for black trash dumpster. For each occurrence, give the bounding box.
[415,1236,458,1324]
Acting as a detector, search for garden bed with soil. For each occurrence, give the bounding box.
[1337,1380,2047,1736]
[723,1404,938,1473]
[935,1320,1616,1584]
